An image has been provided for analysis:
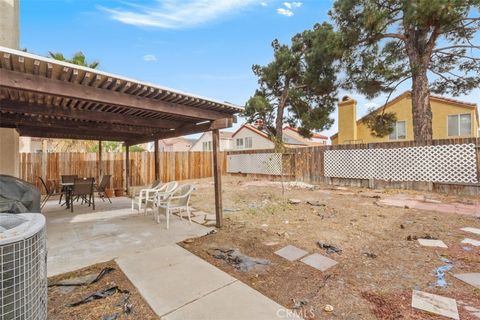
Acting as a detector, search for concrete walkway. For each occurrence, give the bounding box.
[45,197,299,319]
[117,245,301,320]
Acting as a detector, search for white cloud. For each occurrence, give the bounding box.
[143,54,157,62]
[283,2,302,9]
[260,2,268,6]
[276,8,294,16]
[100,0,260,29]
[277,2,302,17]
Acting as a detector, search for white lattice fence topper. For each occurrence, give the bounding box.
[227,153,282,175]
[324,143,478,183]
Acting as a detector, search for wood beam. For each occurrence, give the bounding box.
[126,118,233,146]
[0,100,180,129]
[0,69,232,120]
[212,129,223,228]
[0,112,165,136]
[16,126,137,141]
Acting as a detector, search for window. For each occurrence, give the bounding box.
[389,121,406,140]
[244,137,252,149]
[448,114,472,136]
[202,141,212,151]
[236,138,244,149]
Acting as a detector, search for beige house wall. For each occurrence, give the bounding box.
[0,0,20,176]
[190,132,232,152]
[232,127,274,151]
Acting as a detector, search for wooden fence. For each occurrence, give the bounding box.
[20,151,227,193]
[228,138,480,196]
[19,138,480,196]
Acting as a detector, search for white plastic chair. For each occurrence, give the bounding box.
[131,180,162,213]
[156,184,194,229]
[144,181,178,215]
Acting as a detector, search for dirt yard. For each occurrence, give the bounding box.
[181,176,480,320]
[48,261,159,320]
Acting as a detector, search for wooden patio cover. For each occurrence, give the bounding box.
[0,46,242,227]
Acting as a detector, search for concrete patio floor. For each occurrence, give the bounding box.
[44,196,297,319]
[44,197,213,276]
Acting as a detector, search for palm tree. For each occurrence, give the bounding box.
[48,51,99,69]
[43,51,99,152]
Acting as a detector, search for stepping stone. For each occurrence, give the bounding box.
[191,211,209,217]
[203,220,217,227]
[301,253,337,272]
[191,215,206,224]
[288,199,302,205]
[464,306,480,319]
[274,245,308,261]
[417,239,448,248]
[461,227,480,236]
[454,273,480,289]
[461,238,480,246]
[205,214,216,221]
[411,290,459,320]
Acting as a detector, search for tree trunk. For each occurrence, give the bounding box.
[275,81,290,144]
[410,69,433,142]
[275,102,284,143]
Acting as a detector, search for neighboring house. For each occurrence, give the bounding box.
[331,91,479,145]
[19,137,85,153]
[189,131,233,152]
[19,137,41,153]
[147,137,195,152]
[231,124,328,151]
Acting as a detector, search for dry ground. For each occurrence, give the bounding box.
[48,261,159,320]
[181,176,480,320]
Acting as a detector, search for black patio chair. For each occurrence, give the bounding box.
[38,176,60,209]
[59,175,78,204]
[96,175,112,203]
[70,178,95,213]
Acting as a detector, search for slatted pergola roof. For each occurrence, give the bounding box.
[0,46,242,145]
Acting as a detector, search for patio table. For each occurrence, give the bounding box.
[61,178,96,210]
[60,182,74,209]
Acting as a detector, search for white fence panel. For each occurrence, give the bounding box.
[227,153,282,175]
[324,143,478,184]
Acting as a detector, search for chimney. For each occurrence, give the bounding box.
[337,96,357,143]
[253,119,265,130]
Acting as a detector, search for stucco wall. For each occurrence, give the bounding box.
[190,132,231,152]
[232,127,274,150]
[334,94,478,144]
[0,0,20,176]
[0,128,20,175]
[337,100,357,143]
[0,0,19,49]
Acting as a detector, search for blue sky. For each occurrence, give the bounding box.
[20,0,479,139]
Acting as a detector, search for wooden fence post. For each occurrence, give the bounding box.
[98,140,102,180]
[125,144,130,193]
[154,140,160,181]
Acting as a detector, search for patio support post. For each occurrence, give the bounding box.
[125,143,130,194]
[154,139,160,181]
[212,129,223,228]
[98,140,102,180]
